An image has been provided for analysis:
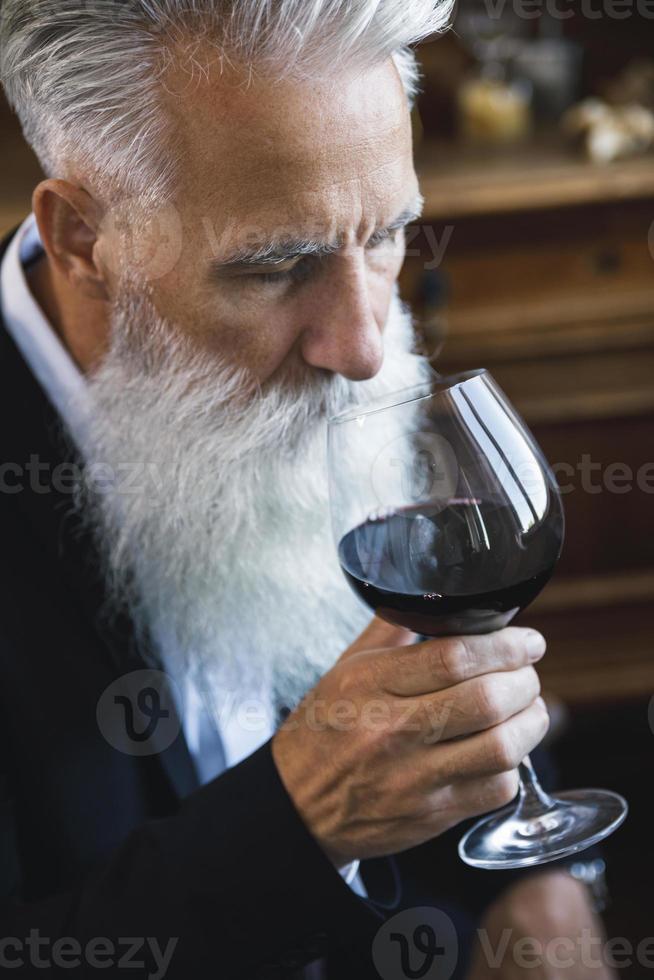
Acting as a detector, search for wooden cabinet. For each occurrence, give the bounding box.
[402,136,654,706]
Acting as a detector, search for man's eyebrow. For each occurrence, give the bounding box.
[212,238,341,271]
[367,194,424,247]
[208,192,424,273]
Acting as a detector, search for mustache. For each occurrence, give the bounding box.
[103,286,418,455]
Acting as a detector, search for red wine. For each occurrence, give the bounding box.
[338,499,563,636]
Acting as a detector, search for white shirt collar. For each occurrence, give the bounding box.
[0,213,89,449]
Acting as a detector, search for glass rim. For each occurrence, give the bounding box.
[327,368,489,426]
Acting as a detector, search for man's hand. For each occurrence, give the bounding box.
[272,617,549,867]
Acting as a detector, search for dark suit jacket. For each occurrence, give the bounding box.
[0,225,528,979]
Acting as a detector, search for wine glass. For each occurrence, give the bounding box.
[327,369,627,869]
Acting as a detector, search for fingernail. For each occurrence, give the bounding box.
[526,631,546,661]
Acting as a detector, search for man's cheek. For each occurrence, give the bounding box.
[211,313,300,382]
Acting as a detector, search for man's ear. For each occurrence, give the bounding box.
[32,180,109,301]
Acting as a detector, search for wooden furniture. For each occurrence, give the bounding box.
[401,134,654,707]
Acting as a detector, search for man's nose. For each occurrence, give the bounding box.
[299,254,385,381]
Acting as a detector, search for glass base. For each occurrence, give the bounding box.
[459,789,628,870]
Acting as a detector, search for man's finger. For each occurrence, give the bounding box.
[372,627,546,697]
[435,698,551,783]
[339,615,416,662]
[411,666,541,744]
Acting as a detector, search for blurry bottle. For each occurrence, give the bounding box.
[458,75,532,143]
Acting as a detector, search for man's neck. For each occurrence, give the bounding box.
[25,254,109,373]
[25,255,64,340]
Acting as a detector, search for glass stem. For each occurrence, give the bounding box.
[517,755,556,819]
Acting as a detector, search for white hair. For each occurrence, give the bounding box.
[0,0,452,202]
[76,283,433,716]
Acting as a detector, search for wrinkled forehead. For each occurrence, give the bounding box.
[166,58,415,236]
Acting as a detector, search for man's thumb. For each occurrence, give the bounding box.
[339,616,416,661]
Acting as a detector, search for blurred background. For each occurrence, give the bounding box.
[1,1,653,971]
[403,3,654,967]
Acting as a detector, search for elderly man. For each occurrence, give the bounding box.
[0,2,612,978]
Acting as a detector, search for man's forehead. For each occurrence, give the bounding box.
[196,116,413,254]
[191,120,412,227]
[209,152,415,226]
[172,57,412,205]
[216,125,408,195]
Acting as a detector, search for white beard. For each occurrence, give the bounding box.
[77,286,433,722]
